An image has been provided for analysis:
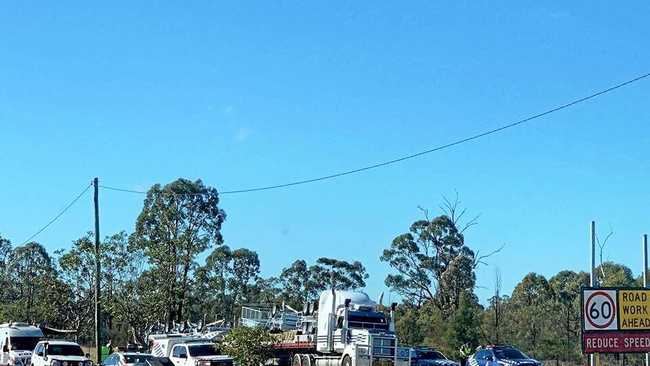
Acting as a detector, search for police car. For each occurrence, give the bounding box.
[467,345,541,366]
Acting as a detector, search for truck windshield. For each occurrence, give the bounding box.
[188,345,219,357]
[346,312,388,330]
[47,345,84,356]
[10,337,40,351]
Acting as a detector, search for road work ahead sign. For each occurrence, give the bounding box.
[582,288,650,353]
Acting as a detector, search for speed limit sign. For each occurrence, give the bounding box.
[584,289,618,331]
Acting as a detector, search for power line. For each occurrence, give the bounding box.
[102,72,650,195]
[20,183,93,245]
[99,185,211,196]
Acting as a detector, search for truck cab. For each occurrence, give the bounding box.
[312,290,410,365]
[0,323,44,366]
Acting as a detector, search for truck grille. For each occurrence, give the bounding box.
[371,360,394,366]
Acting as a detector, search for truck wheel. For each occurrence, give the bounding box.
[292,354,303,366]
[300,355,312,366]
[341,355,352,366]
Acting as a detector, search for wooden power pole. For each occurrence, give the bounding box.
[93,177,102,363]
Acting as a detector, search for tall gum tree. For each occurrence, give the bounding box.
[131,178,226,329]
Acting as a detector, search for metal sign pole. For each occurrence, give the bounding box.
[590,221,596,366]
[642,234,650,366]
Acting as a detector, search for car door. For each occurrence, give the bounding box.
[170,346,188,366]
[484,350,498,366]
[32,344,44,366]
[1,337,9,366]
[103,354,117,366]
[474,350,488,366]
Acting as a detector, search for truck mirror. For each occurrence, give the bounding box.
[85,353,91,359]
[344,299,351,308]
[2,345,8,353]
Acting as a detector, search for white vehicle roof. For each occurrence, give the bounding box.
[0,323,44,338]
[41,340,80,346]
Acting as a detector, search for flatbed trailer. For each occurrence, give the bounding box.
[244,291,411,366]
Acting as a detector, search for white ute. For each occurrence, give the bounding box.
[0,322,44,366]
[149,336,232,366]
[31,341,92,366]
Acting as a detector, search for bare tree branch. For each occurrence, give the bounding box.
[474,244,506,267]
[417,205,429,221]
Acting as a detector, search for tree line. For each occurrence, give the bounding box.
[0,178,642,364]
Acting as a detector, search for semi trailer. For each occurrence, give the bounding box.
[242,290,411,366]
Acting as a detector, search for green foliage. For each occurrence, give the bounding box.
[381,215,476,314]
[222,326,275,366]
[596,261,635,287]
[194,245,261,323]
[131,178,226,329]
[278,257,368,308]
[1,241,71,326]
[442,292,481,360]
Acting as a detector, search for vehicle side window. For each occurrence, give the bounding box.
[34,344,43,355]
[172,346,187,358]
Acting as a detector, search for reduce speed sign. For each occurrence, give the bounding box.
[584,289,618,331]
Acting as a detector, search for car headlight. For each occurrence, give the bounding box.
[51,360,62,366]
[83,361,93,366]
[197,360,211,366]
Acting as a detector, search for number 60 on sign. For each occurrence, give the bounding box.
[584,289,618,331]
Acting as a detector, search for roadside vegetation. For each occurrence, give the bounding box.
[0,178,642,365]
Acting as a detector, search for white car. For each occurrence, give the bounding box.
[31,341,92,366]
[168,342,232,366]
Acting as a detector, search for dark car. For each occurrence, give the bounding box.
[145,357,175,366]
[410,347,459,366]
[468,345,542,366]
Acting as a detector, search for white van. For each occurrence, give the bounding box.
[0,323,44,366]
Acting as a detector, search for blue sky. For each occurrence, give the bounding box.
[1,1,649,304]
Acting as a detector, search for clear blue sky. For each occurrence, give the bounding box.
[1,1,649,304]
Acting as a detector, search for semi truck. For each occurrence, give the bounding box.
[0,323,44,366]
[241,290,411,366]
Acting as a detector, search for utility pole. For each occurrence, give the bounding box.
[93,178,101,363]
[641,234,650,366]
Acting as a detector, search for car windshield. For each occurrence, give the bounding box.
[47,344,84,356]
[125,355,153,364]
[414,350,445,359]
[188,345,218,357]
[10,337,40,351]
[494,348,528,359]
